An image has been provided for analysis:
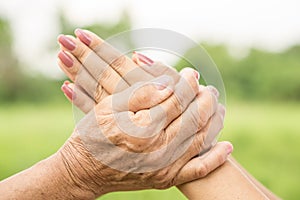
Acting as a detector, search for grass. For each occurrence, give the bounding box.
[0,101,299,199]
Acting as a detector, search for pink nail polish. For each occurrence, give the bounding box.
[58,51,73,68]
[58,35,76,51]
[194,70,200,80]
[227,144,233,155]
[61,81,75,100]
[75,29,91,45]
[136,52,154,65]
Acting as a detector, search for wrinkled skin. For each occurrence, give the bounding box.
[56,29,231,198]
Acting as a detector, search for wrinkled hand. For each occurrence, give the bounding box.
[56,29,232,198]
[57,74,230,198]
[58,29,226,150]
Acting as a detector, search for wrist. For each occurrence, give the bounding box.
[0,151,95,200]
[56,135,108,199]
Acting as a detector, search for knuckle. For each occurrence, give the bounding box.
[152,169,173,189]
[198,109,209,129]
[100,68,114,85]
[75,44,89,60]
[94,84,105,103]
[193,133,205,153]
[193,102,209,130]
[189,106,202,128]
[137,89,150,102]
[155,168,169,180]
[111,55,127,70]
[169,95,182,114]
[69,61,81,75]
[130,84,152,108]
[196,162,209,177]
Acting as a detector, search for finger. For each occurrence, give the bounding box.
[58,50,109,102]
[58,34,130,94]
[74,29,154,84]
[127,69,202,142]
[133,53,202,96]
[102,75,174,113]
[132,52,139,65]
[149,67,200,128]
[57,51,76,80]
[61,81,95,113]
[175,141,233,185]
[207,85,220,99]
[132,51,154,66]
[201,103,226,151]
[161,85,219,149]
[176,100,224,158]
[132,52,182,85]
[140,61,181,83]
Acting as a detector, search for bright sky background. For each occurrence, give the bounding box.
[0,0,299,78]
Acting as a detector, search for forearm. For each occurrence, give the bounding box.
[229,157,281,200]
[177,157,269,200]
[0,153,95,200]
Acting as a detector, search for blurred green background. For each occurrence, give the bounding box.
[0,2,300,200]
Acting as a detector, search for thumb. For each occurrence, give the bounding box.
[175,141,233,185]
[111,75,174,112]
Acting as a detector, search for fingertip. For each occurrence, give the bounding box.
[58,50,74,68]
[227,142,234,155]
[75,28,92,45]
[57,34,64,42]
[207,85,220,98]
[219,141,233,155]
[180,68,199,93]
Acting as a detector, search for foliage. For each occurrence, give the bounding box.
[0,11,132,103]
[58,9,132,40]
[201,44,300,101]
[1,13,300,103]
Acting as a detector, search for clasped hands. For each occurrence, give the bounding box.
[55,29,232,198]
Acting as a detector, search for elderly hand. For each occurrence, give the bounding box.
[56,29,232,198]
[56,72,230,198]
[58,29,225,150]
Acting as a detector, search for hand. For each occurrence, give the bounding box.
[56,29,232,196]
[57,74,231,198]
[58,29,225,149]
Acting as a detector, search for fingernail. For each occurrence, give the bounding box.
[207,85,219,98]
[75,29,91,45]
[58,35,76,51]
[227,144,233,155]
[61,81,75,100]
[136,52,154,65]
[194,70,200,80]
[155,75,171,90]
[58,51,73,68]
